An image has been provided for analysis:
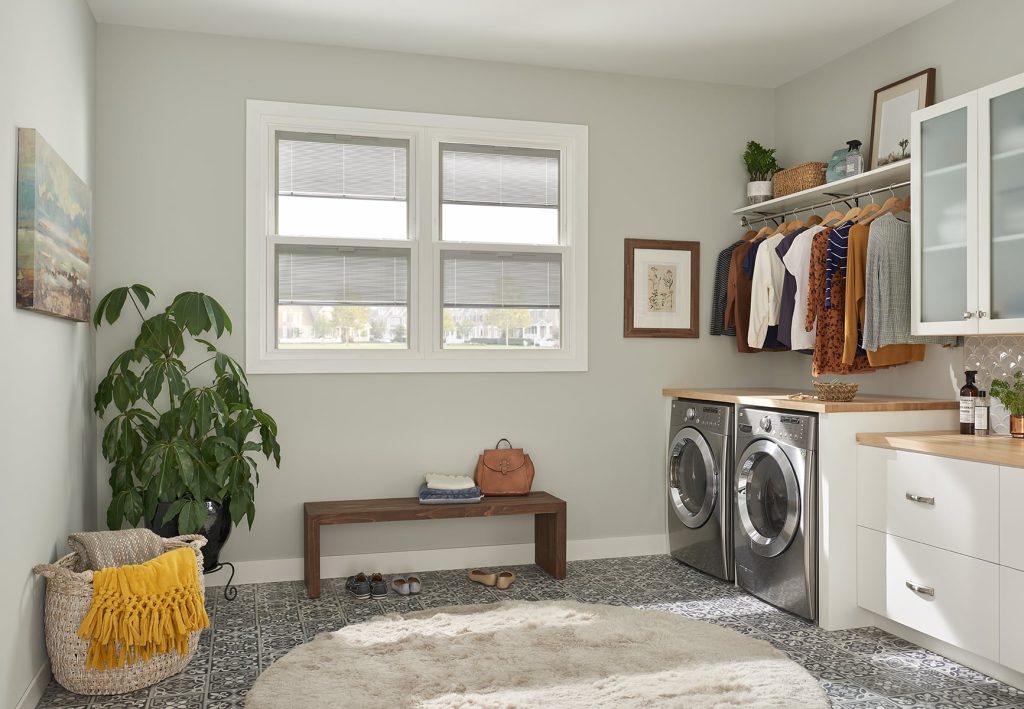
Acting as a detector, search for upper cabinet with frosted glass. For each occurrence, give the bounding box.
[912,70,1024,335]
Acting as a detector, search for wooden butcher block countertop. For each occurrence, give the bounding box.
[661,387,958,414]
[856,430,1024,468]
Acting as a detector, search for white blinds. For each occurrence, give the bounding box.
[442,251,561,309]
[277,246,409,306]
[441,143,559,208]
[278,132,408,200]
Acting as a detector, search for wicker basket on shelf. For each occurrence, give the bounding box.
[773,162,828,197]
[813,381,859,402]
[32,531,207,695]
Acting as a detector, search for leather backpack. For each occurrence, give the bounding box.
[474,438,535,496]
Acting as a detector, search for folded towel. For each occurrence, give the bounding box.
[419,495,483,505]
[78,546,209,670]
[424,473,478,491]
[419,483,481,500]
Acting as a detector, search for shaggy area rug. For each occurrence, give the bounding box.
[246,600,828,708]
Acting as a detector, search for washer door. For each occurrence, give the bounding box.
[736,439,801,558]
[668,427,718,529]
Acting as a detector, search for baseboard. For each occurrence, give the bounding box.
[869,613,1024,690]
[205,534,668,587]
[16,660,50,709]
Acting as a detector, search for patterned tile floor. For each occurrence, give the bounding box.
[36,554,1024,708]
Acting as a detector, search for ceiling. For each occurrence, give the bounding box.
[86,0,954,88]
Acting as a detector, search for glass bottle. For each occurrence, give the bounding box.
[846,140,864,176]
[960,370,979,435]
[974,390,990,437]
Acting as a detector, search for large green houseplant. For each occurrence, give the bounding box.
[991,370,1024,438]
[93,284,281,566]
[743,140,781,205]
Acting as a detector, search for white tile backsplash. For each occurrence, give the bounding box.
[964,335,1024,434]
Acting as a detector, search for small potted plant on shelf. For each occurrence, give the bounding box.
[743,140,781,204]
[92,284,282,570]
[991,371,1024,439]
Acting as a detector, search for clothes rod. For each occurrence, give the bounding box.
[740,180,910,227]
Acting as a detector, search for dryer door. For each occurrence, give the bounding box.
[736,439,801,558]
[668,427,718,529]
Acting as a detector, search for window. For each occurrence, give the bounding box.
[246,101,588,373]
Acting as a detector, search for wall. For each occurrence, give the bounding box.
[0,2,96,707]
[772,0,1024,399]
[94,25,811,575]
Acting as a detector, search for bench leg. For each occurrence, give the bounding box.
[304,516,321,599]
[534,503,566,579]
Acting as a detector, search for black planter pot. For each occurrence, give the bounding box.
[147,500,232,573]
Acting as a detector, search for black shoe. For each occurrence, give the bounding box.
[346,573,371,599]
[369,573,388,600]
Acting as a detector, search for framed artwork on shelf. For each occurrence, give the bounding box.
[623,238,699,338]
[16,127,92,321]
[869,67,936,169]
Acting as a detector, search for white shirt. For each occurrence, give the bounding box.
[747,233,787,349]
[781,225,824,351]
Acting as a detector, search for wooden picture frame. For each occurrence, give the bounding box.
[868,68,936,170]
[624,238,699,338]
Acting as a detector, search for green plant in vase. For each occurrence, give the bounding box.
[742,140,781,204]
[92,284,281,568]
[990,370,1024,438]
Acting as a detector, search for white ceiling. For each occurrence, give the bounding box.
[86,0,954,88]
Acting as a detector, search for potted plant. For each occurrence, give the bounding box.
[991,371,1024,439]
[743,140,781,204]
[93,284,281,570]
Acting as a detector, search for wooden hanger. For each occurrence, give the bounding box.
[753,218,776,241]
[864,186,907,223]
[741,228,758,243]
[821,199,845,227]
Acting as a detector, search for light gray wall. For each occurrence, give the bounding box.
[94,25,810,565]
[0,2,96,706]
[773,0,1024,399]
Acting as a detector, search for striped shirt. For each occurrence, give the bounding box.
[710,241,743,336]
[824,222,851,309]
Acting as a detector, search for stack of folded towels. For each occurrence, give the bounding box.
[419,473,483,505]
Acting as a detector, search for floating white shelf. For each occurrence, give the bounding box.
[733,159,910,218]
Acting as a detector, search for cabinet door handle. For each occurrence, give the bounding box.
[906,580,935,597]
[905,492,935,505]
[977,310,988,319]
[963,311,975,319]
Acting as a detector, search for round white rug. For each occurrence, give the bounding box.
[246,600,828,708]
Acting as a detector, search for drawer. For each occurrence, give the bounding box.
[857,526,999,661]
[857,446,999,561]
[1001,566,1024,673]
[1001,466,1024,571]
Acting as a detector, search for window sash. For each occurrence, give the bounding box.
[276,244,410,307]
[441,250,561,309]
[277,132,409,201]
[441,143,559,209]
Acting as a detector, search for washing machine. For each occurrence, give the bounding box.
[734,406,818,620]
[667,399,733,581]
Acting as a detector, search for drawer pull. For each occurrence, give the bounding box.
[905,580,935,597]
[905,492,935,505]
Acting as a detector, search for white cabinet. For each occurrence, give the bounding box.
[1000,566,1024,673]
[858,527,1000,661]
[1000,465,1024,571]
[857,447,998,561]
[912,69,1024,335]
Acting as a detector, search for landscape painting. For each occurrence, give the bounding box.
[16,128,92,321]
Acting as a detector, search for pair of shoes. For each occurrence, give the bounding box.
[390,576,422,596]
[468,569,516,590]
[346,572,388,600]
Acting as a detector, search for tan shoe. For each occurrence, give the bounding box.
[469,569,497,586]
[495,571,516,590]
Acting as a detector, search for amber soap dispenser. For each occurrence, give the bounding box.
[960,370,979,435]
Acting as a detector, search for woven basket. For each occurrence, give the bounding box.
[813,381,859,402]
[773,162,827,198]
[33,533,207,695]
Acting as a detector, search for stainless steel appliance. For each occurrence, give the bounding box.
[734,407,818,620]
[667,399,733,581]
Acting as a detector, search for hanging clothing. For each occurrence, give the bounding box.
[773,229,803,350]
[710,240,744,336]
[862,214,960,350]
[724,241,761,353]
[805,228,873,376]
[748,233,788,349]
[843,222,925,367]
[824,222,852,309]
[782,226,820,352]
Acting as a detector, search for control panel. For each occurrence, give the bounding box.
[671,399,731,437]
[736,407,816,450]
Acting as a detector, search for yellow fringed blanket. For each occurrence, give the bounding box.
[78,546,209,670]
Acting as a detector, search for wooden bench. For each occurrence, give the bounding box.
[303,491,567,599]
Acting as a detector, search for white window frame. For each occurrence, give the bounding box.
[245,100,588,374]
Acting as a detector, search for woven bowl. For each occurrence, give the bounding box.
[813,381,859,402]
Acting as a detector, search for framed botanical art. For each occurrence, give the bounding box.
[869,68,936,169]
[16,128,92,321]
[624,238,699,338]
